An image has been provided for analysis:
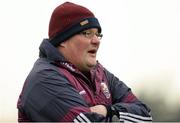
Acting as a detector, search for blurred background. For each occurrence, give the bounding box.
[0,0,179,122]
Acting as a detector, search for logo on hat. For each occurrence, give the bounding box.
[80,20,89,26]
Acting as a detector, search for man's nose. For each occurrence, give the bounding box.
[91,35,100,44]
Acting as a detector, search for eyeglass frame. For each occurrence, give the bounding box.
[78,30,103,40]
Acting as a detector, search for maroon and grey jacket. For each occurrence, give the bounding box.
[17,39,152,122]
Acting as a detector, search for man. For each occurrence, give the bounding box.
[17,2,152,122]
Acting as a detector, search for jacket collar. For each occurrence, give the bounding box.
[39,39,66,62]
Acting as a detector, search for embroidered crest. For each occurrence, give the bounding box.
[100,82,110,99]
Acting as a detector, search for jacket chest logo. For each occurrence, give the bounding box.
[100,82,110,99]
[79,90,86,95]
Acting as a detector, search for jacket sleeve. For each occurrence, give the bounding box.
[23,69,105,122]
[104,69,152,122]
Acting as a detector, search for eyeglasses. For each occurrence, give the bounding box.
[79,31,103,40]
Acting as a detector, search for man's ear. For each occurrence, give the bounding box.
[59,41,67,47]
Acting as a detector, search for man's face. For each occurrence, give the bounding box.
[59,28,101,72]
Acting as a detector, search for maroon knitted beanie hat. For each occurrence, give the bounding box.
[49,2,101,46]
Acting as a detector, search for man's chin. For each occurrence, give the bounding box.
[87,61,97,68]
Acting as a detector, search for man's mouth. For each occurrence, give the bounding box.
[88,49,97,54]
[88,49,97,56]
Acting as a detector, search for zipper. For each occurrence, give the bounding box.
[60,61,97,96]
[75,72,96,95]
